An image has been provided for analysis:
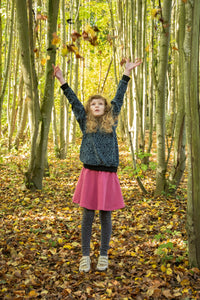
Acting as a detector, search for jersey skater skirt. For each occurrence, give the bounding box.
[73,168,125,211]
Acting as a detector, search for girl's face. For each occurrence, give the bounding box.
[90,98,105,117]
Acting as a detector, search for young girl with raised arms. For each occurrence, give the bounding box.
[53,58,142,272]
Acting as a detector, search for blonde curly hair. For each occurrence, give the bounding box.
[85,95,116,133]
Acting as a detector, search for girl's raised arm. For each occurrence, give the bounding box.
[111,58,142,117]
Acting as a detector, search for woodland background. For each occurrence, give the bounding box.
[0,0,200,298]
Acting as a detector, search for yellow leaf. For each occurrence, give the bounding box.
[51,33,60,46]
[71,45,78,53]
[24,197,31,201]
[63,244,72,249]
[167,223,173,229]
[166,267,173,275]
[41,58,46,66]
[152,264,157,269]
[57,238,63,244]
[146,270,152,277]
[49,248,57,255]
[61,47,69,57]
[161,265,166,272]
[34,198,40,204]
[174,291,182,297]
[41,290,49,296]
[84,24,96,39]
[28,290,38,297]
[86,287,92,294]
[72,241,79,247]
[94,281,105,288]
[151,8,159,18]
[135,246,139,252]
[106,288,112,297]
[145,44,150,52]
[181,278,190,286]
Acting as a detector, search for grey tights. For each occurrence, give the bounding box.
[81,208,112,256]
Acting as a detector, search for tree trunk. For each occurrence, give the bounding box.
[107,0,118,87]
[0,0,2,137]
[147,7,155,156]
[68,0,80,145]
[129,0,138,151]
[0,0,14,137]
[136,0,145,153]
[52,103,59,156]
[169,0,186,190]
[8,48,20,149]
[184,0,200,268]
[16,0,42,189]
[14,76,28,150]
[155,0,172,196]
[59,0,68,159]
[28,0,60,189]
[16,0,35,136]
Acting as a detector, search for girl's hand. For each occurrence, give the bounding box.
[52,64,66,85]
[124,58,142,76]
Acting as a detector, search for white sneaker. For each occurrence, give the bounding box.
[97,256,108,271]
[79,256,91,272]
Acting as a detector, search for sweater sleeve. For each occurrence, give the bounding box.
[61,83,86,132]
[111,75,130,117]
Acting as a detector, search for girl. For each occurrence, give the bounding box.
[53,58,142,272]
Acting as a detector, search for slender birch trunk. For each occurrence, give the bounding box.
[59,0,68,159]
[0,0,14,137]
[52,103,59,156]
[169,0,186,189]
[14,76,29,149]
[155,0,172,196]
[69,0,79,145]
[184,0,200,268]
[8,48,20,149]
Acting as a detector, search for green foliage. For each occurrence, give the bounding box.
[149,161,157,170]
[153,229,186,264]
[156,245,174,263]
[131,151,157,178]
[153,233,165,241]
[136,150,152,160]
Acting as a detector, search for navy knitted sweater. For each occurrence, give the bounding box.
[61,75,130,172]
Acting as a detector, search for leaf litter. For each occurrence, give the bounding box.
[0,140,200,299]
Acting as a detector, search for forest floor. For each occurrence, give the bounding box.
[0,138,200,300]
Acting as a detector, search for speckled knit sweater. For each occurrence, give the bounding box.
[61,75,130,172]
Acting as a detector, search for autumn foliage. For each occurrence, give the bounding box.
[50,24,100,62]
[0,140,199,299]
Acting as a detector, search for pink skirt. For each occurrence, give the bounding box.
[73,168,125,211]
